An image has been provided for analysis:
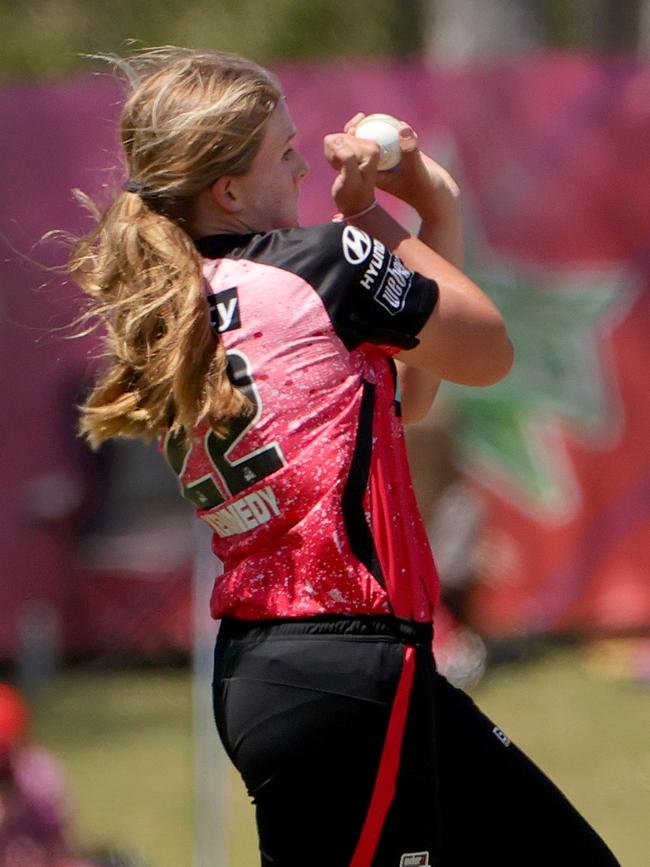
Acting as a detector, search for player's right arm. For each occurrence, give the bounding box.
[324,132,514,387]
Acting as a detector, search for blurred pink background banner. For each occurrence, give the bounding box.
[1,55,648,657]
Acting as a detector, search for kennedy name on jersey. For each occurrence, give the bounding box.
[341,226,413,316]
[202,485,281,537]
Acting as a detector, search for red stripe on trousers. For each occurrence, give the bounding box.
[350,644,416,867]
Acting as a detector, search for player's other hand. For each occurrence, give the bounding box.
[323,131,379,217]
[345,113,460,223]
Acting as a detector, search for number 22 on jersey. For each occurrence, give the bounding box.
[163,350,285,509]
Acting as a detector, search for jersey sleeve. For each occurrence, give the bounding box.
[247,223,439,351]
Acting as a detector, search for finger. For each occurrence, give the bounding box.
[344,112,366,135]
[397,123,420,155]
[324,133,379,171]
[323,135,363,181]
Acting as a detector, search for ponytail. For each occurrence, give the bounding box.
[68,47,281,449]
[72,189,248,449]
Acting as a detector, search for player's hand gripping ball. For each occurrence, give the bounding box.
[354,113,402,171]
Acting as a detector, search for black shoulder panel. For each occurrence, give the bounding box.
[196,224,438,352]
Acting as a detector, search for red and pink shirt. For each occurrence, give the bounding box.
[163,222,440,622]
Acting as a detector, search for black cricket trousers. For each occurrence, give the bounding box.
[212,614,620,866]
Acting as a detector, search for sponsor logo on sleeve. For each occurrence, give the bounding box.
[342,225,373,265]
[358,239,414,316]
[341,226,414,316]
[207,286,241,333]
[376,255,414,315]
[359,237,388,290]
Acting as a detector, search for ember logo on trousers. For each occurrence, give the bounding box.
[399,853,430,866]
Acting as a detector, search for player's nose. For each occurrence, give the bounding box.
[295,151,309,180]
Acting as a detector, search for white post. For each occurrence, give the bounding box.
[192,519,230,867]
[426,0,543,63]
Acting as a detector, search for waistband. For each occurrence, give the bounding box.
[218,614,434,647]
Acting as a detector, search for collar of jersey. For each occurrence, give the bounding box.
[195,233,257,259]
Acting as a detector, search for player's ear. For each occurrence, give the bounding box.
[210,176,245,214]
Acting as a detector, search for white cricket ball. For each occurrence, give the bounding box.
[355,113,402,170]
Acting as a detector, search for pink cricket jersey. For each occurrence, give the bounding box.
[163,222,440,622]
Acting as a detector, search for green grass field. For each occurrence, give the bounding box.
[31,646,649,866]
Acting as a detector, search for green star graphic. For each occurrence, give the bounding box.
[443,264,633,514]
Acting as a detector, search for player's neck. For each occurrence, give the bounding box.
[189,191,252,239]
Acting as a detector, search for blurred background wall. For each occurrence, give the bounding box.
[1,0,649,663]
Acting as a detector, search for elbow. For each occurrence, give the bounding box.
[494,331,516,383]
[401,317,515,387]
[470,329,515,386]
[401,402,435,425]
[443,326,514,387]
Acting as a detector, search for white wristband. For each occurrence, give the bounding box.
[332,200,378,223]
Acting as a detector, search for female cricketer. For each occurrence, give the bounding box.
[69,47,620,866]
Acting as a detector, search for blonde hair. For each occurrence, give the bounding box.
[70,47,282,449]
